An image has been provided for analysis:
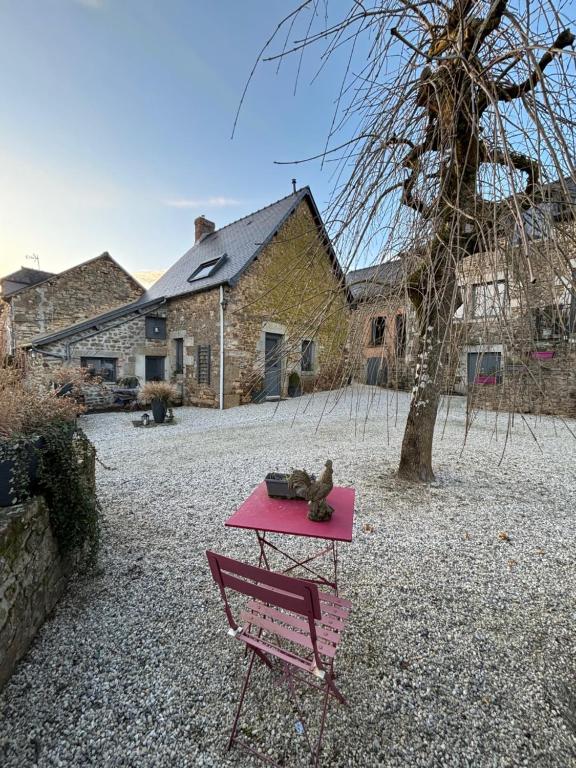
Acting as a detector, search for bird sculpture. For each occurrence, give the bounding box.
[288,460,334,522]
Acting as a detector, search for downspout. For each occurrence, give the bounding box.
[219,285,225,410]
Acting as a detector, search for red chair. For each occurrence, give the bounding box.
[206,550,351,767]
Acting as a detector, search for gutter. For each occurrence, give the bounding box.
[219,286,226,410]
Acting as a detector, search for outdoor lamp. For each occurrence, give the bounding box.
[141,413,150,426]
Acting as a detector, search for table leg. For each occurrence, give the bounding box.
[332,541,339,596]
[256,530,271,570]
[255,532,338,592]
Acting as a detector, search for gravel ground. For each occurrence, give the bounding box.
[0,386,575,768]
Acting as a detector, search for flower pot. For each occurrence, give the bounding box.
[151,398,167,424]
[265,473,300,499]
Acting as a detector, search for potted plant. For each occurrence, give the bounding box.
[287,371,302,397]
[138,381,178,423]
[250,377,266,404]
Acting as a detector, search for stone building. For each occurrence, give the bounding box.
[344,177,576,417]
[0,254,144,356]
[346,259,413,389]
[454,232,576,416]
[25,188,351,408]
[449,178,576,416]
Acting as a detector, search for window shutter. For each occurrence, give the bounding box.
[197,345,211,385]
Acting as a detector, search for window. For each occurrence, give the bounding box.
[174,338,184,374]
[301,340,314,372]
[188,254,227,283]
[467,351,502,385]
[145,316,166,340]
[533,305,571,341]
[145,356,165,382]
[81,357,117,382]
[472,281,507,318]
[370,316,386,346]
[197,344,211,384]
[395,314,406,357]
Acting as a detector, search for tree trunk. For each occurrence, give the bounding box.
[398,345,442,482]
[398,256,460,482]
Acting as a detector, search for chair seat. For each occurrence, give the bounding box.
[239,589,351,670]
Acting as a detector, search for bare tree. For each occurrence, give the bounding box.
[241,0,575,482]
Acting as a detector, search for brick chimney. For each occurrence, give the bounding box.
[194,215,215,243]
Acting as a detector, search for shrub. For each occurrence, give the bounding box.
[0,367,83,439]
[138,381,178,406]
[0,366,99,564]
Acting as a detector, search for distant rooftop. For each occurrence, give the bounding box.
[0,267,56,298]
[346,259,404,301]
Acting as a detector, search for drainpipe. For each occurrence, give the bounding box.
[219,285,226,410]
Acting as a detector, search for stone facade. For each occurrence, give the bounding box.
[348,294,413,389]
[453,234,576,413]
[468,346,576,417]
[1,253,144,351]
[37,307,170,409]
[167,290,220,407]
[223,199,350,405]
[0,498,65,691]
[33,198,351,410]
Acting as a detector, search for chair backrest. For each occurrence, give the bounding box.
[207,550,329,672]
[207,550,321,622]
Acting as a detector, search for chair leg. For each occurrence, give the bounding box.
[313,680,332,768]
[228,648,257,751]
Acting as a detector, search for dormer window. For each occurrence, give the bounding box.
[188,254,226,283]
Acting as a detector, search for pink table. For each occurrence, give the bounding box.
[225,482,355,593]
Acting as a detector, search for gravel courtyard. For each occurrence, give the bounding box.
[0,386,574,768]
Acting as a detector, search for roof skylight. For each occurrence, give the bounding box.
[188,254,227,283]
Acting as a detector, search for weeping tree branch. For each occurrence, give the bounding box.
[496,29,575,101]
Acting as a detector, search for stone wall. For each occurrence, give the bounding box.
[167,289,220,407]
[38,309,169,408]
[5,254,144,349]
[348,293,414,389]
[0,497,65,691]
[468,346,576,418]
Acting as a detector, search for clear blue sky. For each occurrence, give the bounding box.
[0,0,353,279]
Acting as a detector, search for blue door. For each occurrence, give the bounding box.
[366,357,380,385]
[264,333,283,397]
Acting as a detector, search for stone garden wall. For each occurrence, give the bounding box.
[468,346,576,417]
[0,497,66,691]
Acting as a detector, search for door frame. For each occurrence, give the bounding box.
[264,332,283,398]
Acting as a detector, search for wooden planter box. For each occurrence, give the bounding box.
[531,350,555,360]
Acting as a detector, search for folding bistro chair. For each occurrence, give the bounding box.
[206,550,352,767]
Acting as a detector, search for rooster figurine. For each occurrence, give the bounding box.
[288,460,334,522]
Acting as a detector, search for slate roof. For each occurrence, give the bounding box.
[1,267,56,298]
[28,187,350,348]
[143,187,313,301]
[28,297,166,347]
[346,259,404,301]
